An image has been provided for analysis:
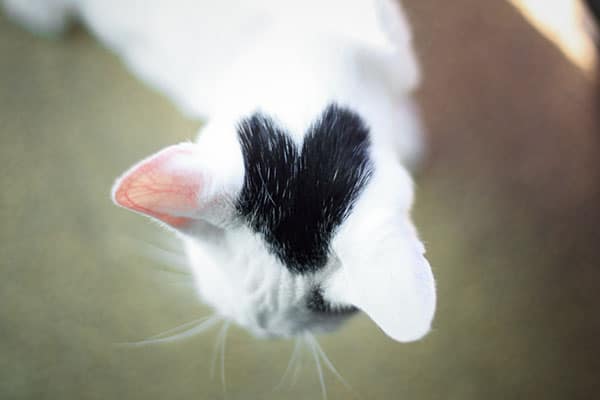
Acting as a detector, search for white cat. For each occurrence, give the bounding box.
[4,0,436,342]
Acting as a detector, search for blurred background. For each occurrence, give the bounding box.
[1,0,600,399]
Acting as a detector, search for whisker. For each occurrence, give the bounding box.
[163,278,196,288]
[146,316,210,340]
[154,266,192,277]
[311,336,355,395]
[291,340,304,386]
[220,322,231,395]
[211,322,228,379]
[273,338,302,391]
[119,235,191,275]
[136,230,182,252]
[136,240,190,272]
[116,315,220,347]
[306,333,328,400]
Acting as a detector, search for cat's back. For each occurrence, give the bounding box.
[72,0,406,118]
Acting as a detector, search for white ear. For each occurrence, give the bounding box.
[328,222,436,342]
[325,157,436,342]
[111,143,219,230]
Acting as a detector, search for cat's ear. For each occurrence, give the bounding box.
[325,158,436,342]
[328,223,436,342]
[111,143,221,230]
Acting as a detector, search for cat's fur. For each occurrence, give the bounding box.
[4,0,436,342]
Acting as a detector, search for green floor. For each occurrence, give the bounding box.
[2,7,600,400]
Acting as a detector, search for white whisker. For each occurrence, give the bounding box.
[311,336,355,395]
[116,315,220,347]
[291,341,304,386]
[137,240,190,271]
[119,235,190,274]
[306,333,327,400]
[163,278,195,288]
[273,338,302,391]
[220,322,231,395]
[211,322,228,379]
[146,316,209,340]
[154,266,192,277]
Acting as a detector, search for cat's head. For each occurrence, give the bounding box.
[112,104,435,342]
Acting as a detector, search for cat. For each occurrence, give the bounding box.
[3,0,436,342]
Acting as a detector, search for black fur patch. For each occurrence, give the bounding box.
[236,104,373,273]
[307,287,358,315]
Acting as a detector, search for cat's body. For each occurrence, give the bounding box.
[4,0,436,342]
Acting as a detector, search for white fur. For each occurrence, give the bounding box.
[4,0,436,341]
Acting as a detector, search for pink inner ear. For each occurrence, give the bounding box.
[112,144,204,228]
